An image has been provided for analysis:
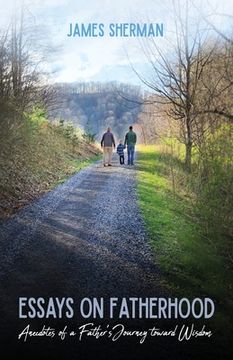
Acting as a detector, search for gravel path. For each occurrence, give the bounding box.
[0,154,168,359]
[0,155,162,297]
[0,155,220,360]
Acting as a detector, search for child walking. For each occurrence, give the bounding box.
[116,140,125,165]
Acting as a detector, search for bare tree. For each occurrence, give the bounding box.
[132,1,223,171]
[0,6,59,136]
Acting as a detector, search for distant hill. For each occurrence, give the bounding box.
[49,82,143,140]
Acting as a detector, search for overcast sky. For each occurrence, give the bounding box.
[0,0,232,85]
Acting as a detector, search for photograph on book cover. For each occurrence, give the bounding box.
[0,0,232,359]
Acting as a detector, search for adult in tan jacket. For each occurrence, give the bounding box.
[100,127,116,166]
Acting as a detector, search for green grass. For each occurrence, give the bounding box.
[136,145,233,337]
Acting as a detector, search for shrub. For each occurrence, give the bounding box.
[193,125,233,240]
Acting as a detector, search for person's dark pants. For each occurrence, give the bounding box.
[127,144,135,165]
[119,155,124,165]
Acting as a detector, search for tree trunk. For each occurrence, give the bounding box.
[185,141,192,172]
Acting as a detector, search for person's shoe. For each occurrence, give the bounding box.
[108,164,112,166]
[103,164,107,167]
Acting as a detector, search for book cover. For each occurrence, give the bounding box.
[0,0,232,359]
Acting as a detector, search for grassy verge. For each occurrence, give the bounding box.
[52,156,101,188]
[0,116,101,219]
[136,145,232,337]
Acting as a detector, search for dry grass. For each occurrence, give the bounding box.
[0,119,101,219]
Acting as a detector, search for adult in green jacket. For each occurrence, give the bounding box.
[124,126,137,165]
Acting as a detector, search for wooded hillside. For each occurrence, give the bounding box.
[50,82,142,140]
